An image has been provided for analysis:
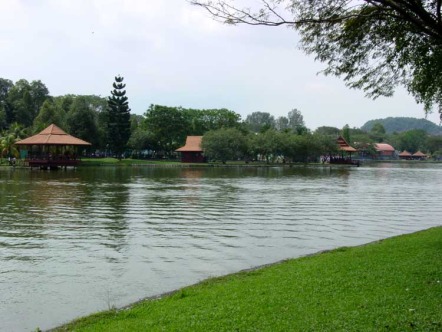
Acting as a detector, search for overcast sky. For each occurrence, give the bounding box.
[1,0,440,130]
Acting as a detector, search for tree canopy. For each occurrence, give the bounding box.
[67,97,100,146]
[191,0,442,121]
[144,104,189,155]
[4,79,50,128]
[389,129,429,153]
[202,127,248,163]
[2,74,440,161]
[245,111,276,132]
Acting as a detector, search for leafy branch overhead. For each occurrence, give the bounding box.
[191,0,442,120]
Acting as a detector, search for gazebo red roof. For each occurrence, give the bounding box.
[374,143,395,152]
[176,136,203,152]
[399,150,412,157]
[15,124,91,146]
[412,150,427,157]
[336,136,357,152]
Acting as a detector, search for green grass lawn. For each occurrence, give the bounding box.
[53,227,442,332]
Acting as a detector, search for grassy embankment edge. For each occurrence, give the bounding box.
[79,158,442,167]
[52,227,442,332]
[1,157,440,168]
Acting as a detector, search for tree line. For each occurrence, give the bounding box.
[0,76,317,160]
[348,123,442,158]
[1,76,442,163]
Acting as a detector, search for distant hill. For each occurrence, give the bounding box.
[361,117,442,135]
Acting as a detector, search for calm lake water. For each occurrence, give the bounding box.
[0,163,441,331]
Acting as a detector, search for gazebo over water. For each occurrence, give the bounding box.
[15,124,91,169]
[331,135,359,165]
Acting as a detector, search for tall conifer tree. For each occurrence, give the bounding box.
[107,75,131,159]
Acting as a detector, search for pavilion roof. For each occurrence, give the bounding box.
[374,143,395,152]
[15,124,91,146]
[336,136,357,152]
[412,150,427,157]
[176,136,203,152]
[399,150,412,156]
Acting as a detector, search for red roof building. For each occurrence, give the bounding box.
[412,150,427,160]
[15,124,91,146]
[399,150,412,159]
[330,136,359,165]
[374,143,395,159]
[336,136,358,153]
[176,136,205,163]
[15,124,91,169]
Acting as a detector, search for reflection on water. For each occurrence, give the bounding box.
[1,164,441,331]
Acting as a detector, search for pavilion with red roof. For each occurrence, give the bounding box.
[374,143,395,159]
[15,124,91,169]
[336,136,358,154]
[330,136,359,165]
[412,150,427,160]
[399,150,412,160]
[176,136,205,163]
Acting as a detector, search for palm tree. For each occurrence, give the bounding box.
[8,122,27,139]
[0,123,27,164]
[1,132,19,163]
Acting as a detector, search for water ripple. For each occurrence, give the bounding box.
[0,164,441,331]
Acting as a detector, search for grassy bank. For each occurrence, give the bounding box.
[2,157,439,168]
[79,158,328,168]
[53,227,441,331]
[72,158,442,168]
[79,158,293,167]
[80,158,183,166]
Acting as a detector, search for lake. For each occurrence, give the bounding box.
[0,163,441,331]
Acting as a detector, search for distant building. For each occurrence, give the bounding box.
[412,151,427,160]
[399,150,412,160]
[330,136,359,165]
[176,136,205,163]
[374,143,395,159]
[337,136,358,154]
